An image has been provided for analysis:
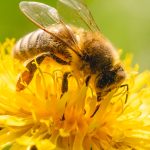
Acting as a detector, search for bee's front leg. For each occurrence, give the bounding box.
[60,72,72,121]
[90,93,102,118]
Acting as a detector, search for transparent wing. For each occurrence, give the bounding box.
[20,1,60,27]
[58,0,100,32]
[19,1,80,53]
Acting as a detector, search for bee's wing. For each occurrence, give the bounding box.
[58,0,100,32]
[19,1,80,55]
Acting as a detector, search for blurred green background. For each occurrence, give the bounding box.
[0,0,150,71]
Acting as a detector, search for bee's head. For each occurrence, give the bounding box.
[95,64,126,99]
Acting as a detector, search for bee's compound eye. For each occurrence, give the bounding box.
[95,74,106,89]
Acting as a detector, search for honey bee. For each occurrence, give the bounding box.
[13,0,128,104]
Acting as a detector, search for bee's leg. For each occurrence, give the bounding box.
[16,52,70,91]
[16,54,47,91]
[91,84,129,117]
[80,75,91,115]
[49,53,70,65]
[90,104,100,118]
[120,84,129,103]
[60,72,72,121]
[86,75,101,117]
[90,94,102,118]
[61,72,71,98]
[85,75,91,86]
[61,74,91,97]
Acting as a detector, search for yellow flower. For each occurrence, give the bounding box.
[0,39,150,150]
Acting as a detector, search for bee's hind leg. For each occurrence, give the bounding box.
[16,53,48,91]
[16,52,70,91]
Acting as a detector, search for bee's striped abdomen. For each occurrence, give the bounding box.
[12,29,67,61]
[13,30,43,60]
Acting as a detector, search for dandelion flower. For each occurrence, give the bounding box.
[0,39,150,150]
